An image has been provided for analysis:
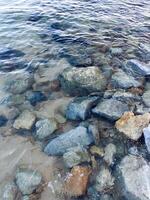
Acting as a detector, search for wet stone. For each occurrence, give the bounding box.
[59,66,107,96]
[44,126,94,156]
[15,168,42,195]
[35,118,58,140]
[110,47,123,56]
[95,166,115,193]
[124,59,150,77]
[92,99,129,121]
[112,91,141,103]
[111,69,142,89]
[116,112,150,141]
[5,72,33,94]
[13,110,36,130]
[63,146,90,168]
[64,166,91,197]
[66,96,99,121]
[0,181,18,200]
[0,115,7,127]
[118,155,150,200]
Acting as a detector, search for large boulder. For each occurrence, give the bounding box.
[66,96,98,121]
[59,66,107,96]
[92,99,129,121]
[15,168,42,195]
[111,69,141,89]
[116,112,150,141]
[118,155,150,200]
[44,126,94,156]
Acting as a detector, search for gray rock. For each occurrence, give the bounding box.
[13,110,36,130]
[22,196,29,200]
[119,155,150,200]
[15,168,42,195]
[124,59,150,77]
[5,72,33,94]
[95,166,115,193]
[104,143,116,166]
[1,182,18,200]
[110,47,123,56]
[59,66,107,96]
[111,69,142,89]
[66,96,98,121]
[35,118,58,140]
[63,146,90,168]
[112,91,141,103]
[143,125,150,153]
[142,90,150,107]
[92,99,129,121]
[44,126,94,156]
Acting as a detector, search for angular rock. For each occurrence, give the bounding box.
[35,118,58,140]
[59,66,107,96]
[95,166,115,193]
[13,110,36,130]
[44,126,94,156]
[63,146,90,168]
[115,112,150,141]
[15,168,42,195]
[64,166,91,196]
[112,91,141,103]
[142,90,150,107]
[92,99,129,121]
[143,124,150,153]
[125,59,150,77]
[0,181,18,200]
[26,91,47,106]
[119,155,150,200]
[111,69,142,89]
[66,96,98,121]
[104,143,116,166]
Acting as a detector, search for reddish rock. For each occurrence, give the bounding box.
[64,166,91,197]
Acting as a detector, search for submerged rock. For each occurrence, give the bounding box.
[95,166,115,193]
[143,125,150,153]
[66,96,98,121]
[112,91,140,103]
[59,66,107,96]
[0,116,7,127]
[63,146,90,168]
[119,155,150,200]
[110,47,123,56]
[15,168,42,195]
[115,112,150,141]
[5,72,33,94]
[44,126,94,156]
[92,99,129,121]
[35,118,58,140]
[64,166,91,196]
[0,181,18,200]
[111,69,142,89]
[125,59,150,77]
[26,91,47,106]
[13,110,36,130]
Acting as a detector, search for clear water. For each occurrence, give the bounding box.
[0,0,150,199]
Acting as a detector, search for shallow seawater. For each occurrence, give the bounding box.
[0,0,150,199]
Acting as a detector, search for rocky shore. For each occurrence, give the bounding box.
[0,41,150,200]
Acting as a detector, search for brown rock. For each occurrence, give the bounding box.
[64,166,91,197]
[115,112,150,140]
